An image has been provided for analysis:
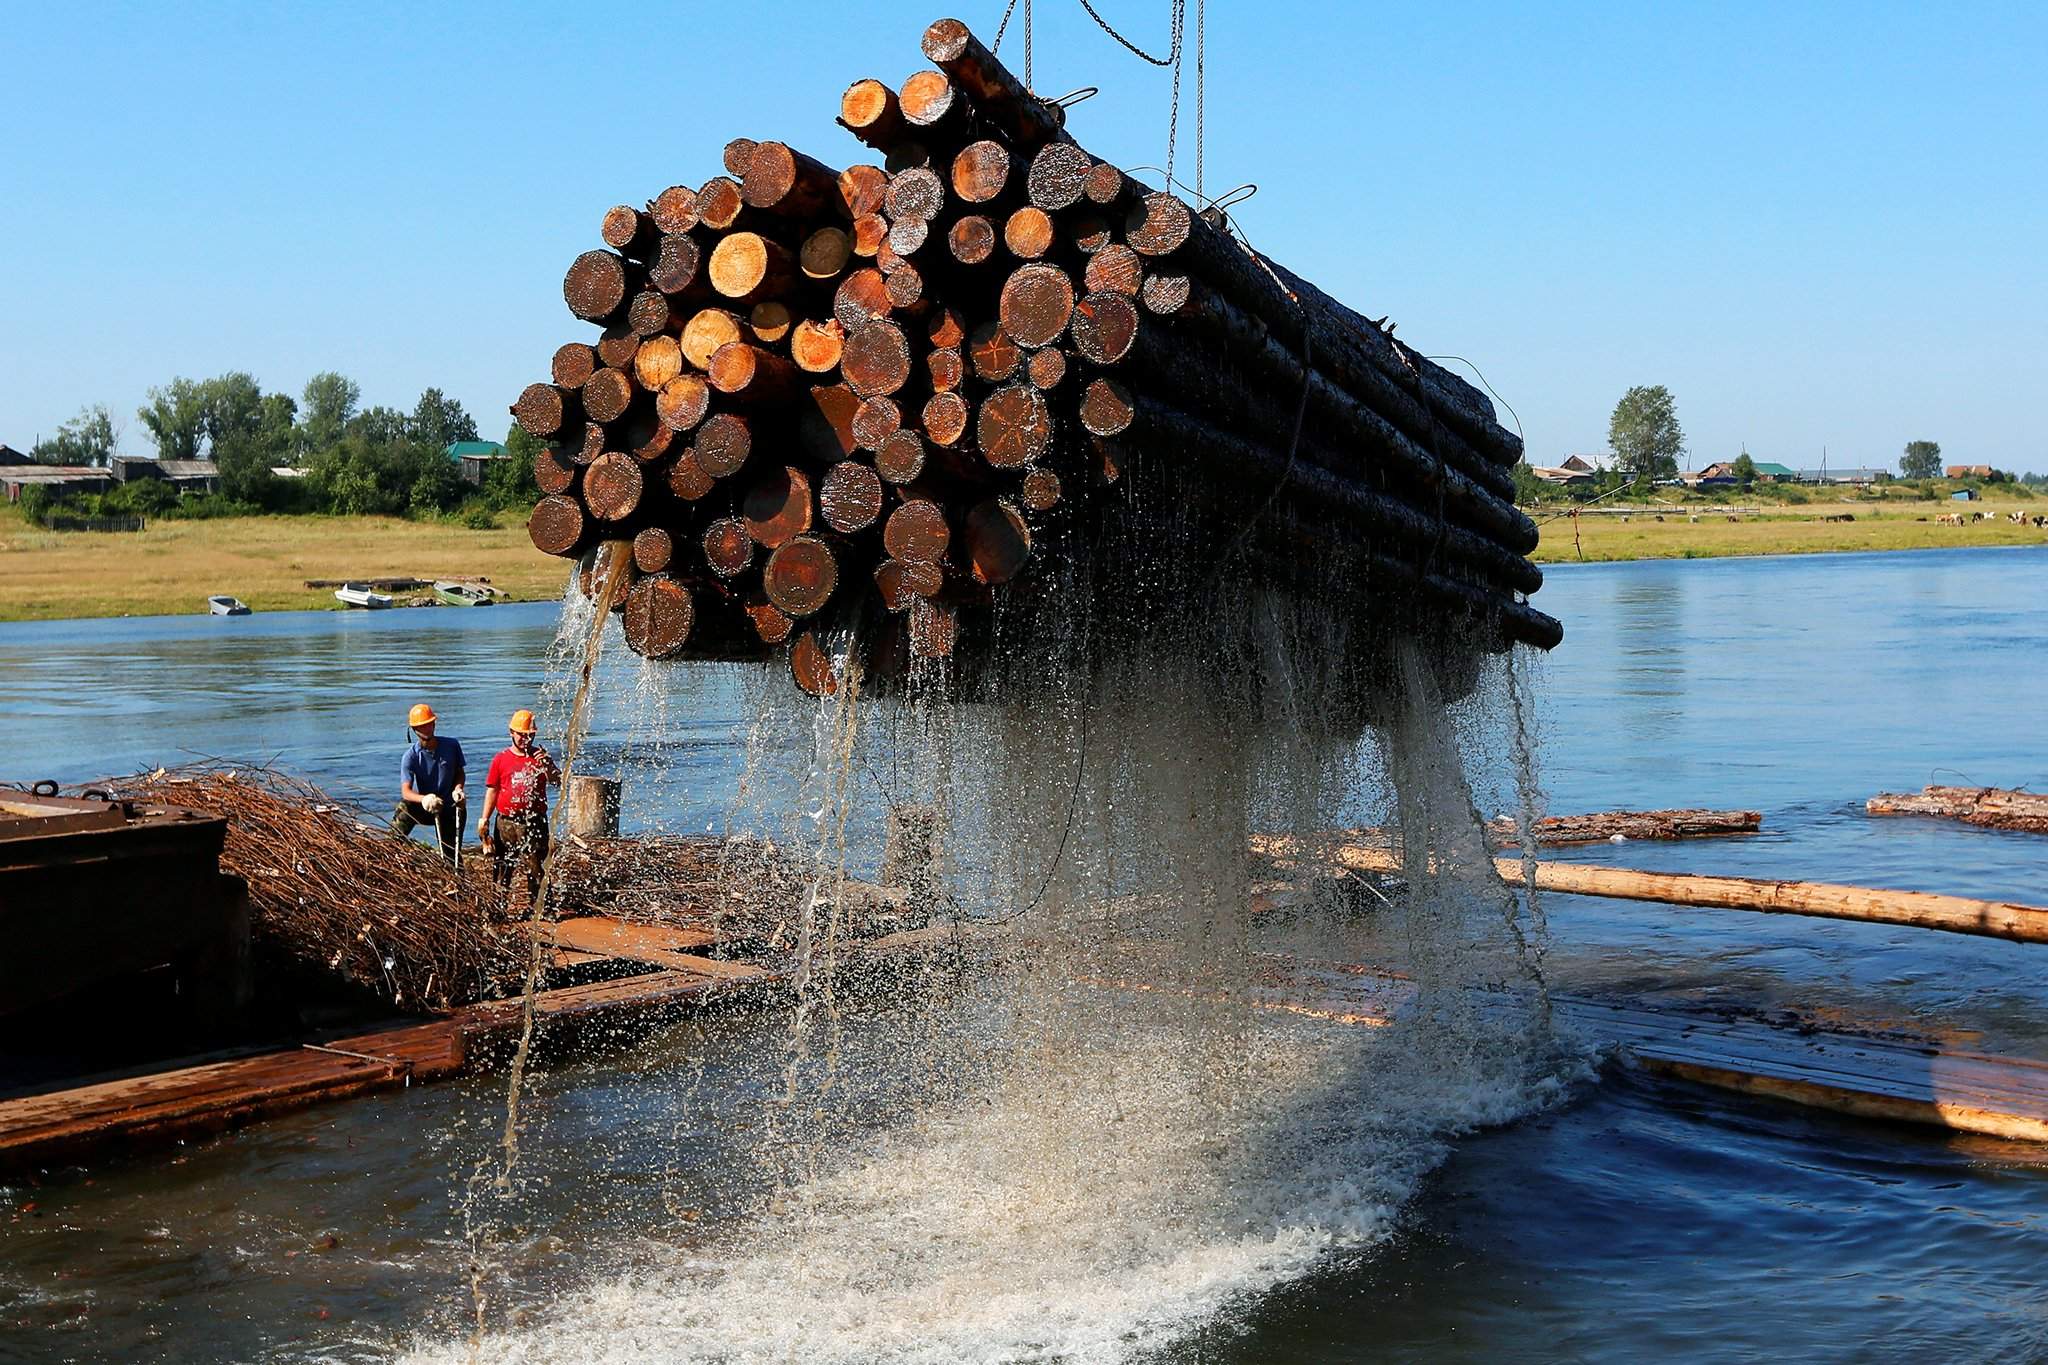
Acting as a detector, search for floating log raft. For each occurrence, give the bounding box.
[511,17,1556,712]
[1867,785,2048,835]
[1485,808,1763,847]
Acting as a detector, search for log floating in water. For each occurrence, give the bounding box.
[1867,786,2048,835]
[1485,808,1764,847]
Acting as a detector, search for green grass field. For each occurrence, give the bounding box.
[0,505,568,622]
[1530,500,2046,563]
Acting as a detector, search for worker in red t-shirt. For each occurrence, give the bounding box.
[477,709,558,913]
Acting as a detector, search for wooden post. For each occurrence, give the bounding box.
[565,776,622,840]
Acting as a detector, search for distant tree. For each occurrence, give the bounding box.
[348,405,410,445]
[137,378,208,461]
[300,371,361,451]
[1731,452,1757,488]
[488,423,546,508]
[193,372,265,453]
[31,404,120,465]
[1901,439,1942,480]
[1608,386,1685,483]
[1511,461,1548,505]
[411,388,479,451]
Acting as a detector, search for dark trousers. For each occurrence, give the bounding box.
[391,798,459,861]
[492,810,550,910]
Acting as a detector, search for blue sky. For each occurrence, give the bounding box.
[3,1,2042,472]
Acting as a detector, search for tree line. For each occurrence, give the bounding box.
[22,374,540,526]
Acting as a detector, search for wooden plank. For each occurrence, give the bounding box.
[534,915,722,959]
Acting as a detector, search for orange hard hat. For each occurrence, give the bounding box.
[408,703,437,728]
[508,709,538,734]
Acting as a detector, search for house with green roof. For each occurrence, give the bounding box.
[446,440,508,486]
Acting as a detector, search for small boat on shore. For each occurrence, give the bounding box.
[433,580,495,607]
[206,596,251,616]
[334,583,393,610]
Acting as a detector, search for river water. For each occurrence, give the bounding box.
[3,547,2046,1362]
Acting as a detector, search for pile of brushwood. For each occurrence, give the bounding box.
[514,16,1558,717]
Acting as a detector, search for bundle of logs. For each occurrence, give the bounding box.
[516,17,1559,702]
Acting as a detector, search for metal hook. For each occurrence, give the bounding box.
[1209,182,1258,213]
[1049,86,1098,108]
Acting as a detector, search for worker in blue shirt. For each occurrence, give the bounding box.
[391,702,466,861]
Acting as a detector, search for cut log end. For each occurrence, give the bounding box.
[742,466,815,548]
[584,452,644,522]
[999,264,1076,348]
[1021,466,1063,511]
[650,184,701,234]
[1004,206,1055,259]
[977,383,1052,467]
[842,319,912,398]
[703,517,755,578]
[884,499,952,564]
[1080,376,1135,437]
[512,383,568,439]
[790,631,840,697]
[951,139,1011,203]
[563,250,629,322]
[695,412,753,478]
[820,459,886,532]
[657,374,711,433]
[580,368,635,424]
[875,428,927,484]
[764,535,841,617]
[1070,291,1140,365]
[550,344,598,390]
[632,527,674,574]
[527,495,585,557]
[622,576,694,659]
[1127,192,1194,257]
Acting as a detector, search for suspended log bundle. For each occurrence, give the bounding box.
[1867,786,2048,835]
[513,17,1557,709]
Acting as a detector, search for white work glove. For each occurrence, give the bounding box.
[421,793,444,814]
[451,784,467,805]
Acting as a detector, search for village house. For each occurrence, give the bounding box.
[1945,464,1995,479]
[108,455,221,495]
[0,444,33,466]
[0,465,115,502]
[1528,452,1601,486]
[447,440,511,485]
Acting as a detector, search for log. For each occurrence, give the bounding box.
[884,261,925,309]
[657,374,712,433]
[899,69,961,131]
[596,325,641,370]
[839,163,891,218]
[926,306,967,349]
[1078,376,1133,437]
[512,383,572,439]
[948,214,997,265]
[807,384,862,458]
[802,226,853,280]
[1868,786,2048,835]
[1020,467,1062,511]
[885,166,946,222]
[963,498,1031,584]
[789,631,840,697]
[1071,212,1113,253]
[742,141,842,217]
[723,137,758,177]
[627,288,681,337]
[708,232,796,303]
[580,369,635,424]
[602,204,658,259]
[852,213,889,257]
[927,347,965,392]
[841,79,906,150]
[1084,244,1144,297]
[564,250,633,322]
[680,308,744,370]
[1026,142,1092,210]
[968,322,1021,381]
[921,18,1066,150]
[851,396,901,450]
[632,527,674,574]
[1273,836,2048,948]
[527,495,585,557]
[1486,809,1763,847]
[667,450,716,502]
[650,184,701,234]
[694,412,752,478]
[883,499,950,563]
[702,517,754,578]
[742,466,814,548]
[551,343,598,390]
[650,234,704,295]
[791,317,848,373]
[951,140,1010,203]
[583,452,644,522]
[922,392,970,447]
[708,342,800,405]
[876,429,927,484]
[764,535,840,617]
[998,264,1074,347]
[621,576,694,658]
[1138,272,1191,316]
[976,384,1051,467]
[820,460,886,532]
[834,268,893,331]
[909,596,956,658]
[1025,346,1067,390]
[632,334,685,392]
[563,775,623,838]
[534,448,577,497]
[1003,206,1054,259]
[1068,291,1138,365]
[1083,161,1124,205]
[747,592,794,644]
[841,319,912,397]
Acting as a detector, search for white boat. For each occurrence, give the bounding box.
[206,595,251,616]
[334,583,394,609]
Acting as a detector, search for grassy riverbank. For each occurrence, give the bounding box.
[1530,500,2046,563]
[0,505,565,621]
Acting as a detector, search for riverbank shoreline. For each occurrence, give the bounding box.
[1529,498,2044,563]
[0,506,566,622]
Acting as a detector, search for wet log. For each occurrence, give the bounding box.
[1867,787,2048,835]
[1025,346,1067,390]
[1020,467,1062,511]
[564,250,635,323]
[747,593,794,644]
[884,261,926,310]
[1485,809,1764,847]
[1025,142,1092,210]
[1139,272,1191,316]
[723,137,758,177]
[650,234,704,295]
[1084,244,1144,297]
[627,288,682,338]
[883,499,951,563]
[820,460,886,532]
[1068,291,1138,365]
[527,495,585,557]
[851,396,901,450]
[513,383,573,439]
[885,166,946,222]
[742,466,814,548]
[834,268,894,331]
[1083,161,1125,205]
[909,596,957,658]
[968,323,1021,381]
[998,264,1074,348]
[948,214,997,265]
[899,69,961,132]
[841,78,907,149]
[791,317,848,374]
[651,184,701,234]
[951,139,1010,203]
[922,392,971,447]
[1274,837,2048,947]
[580,369,636,424]
[839,164,891,218]
[841,320,912,398]
[743,141,842,217]
[876,429,927,484]
[976,384,1051,467]
[602,205,659,259]
[622,576,694,659]
[551,343,599,390]
[927,347,965,392]
[962,498,1030,584]
[583,452,644,523]
[1078,376,1133,437]
[1003,206,1054,259]
[790,631,840,697]
[667,450,716,502]
[632,335,685,392]
[697,177,744,230]
[597,325,641,370]
[694,412,753,478]
[702,517,754,578]
[535,448,577,497]
[764,535,840,617]
[632,527,674,574]
[852,213,889,258]
[921,19,1066,151]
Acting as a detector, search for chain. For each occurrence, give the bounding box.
[1195,0,1205,200]
[1025,0,1034,91]
[992,0,1020,51]
[1164,0,1187,187]
[1076,0,1178,63]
